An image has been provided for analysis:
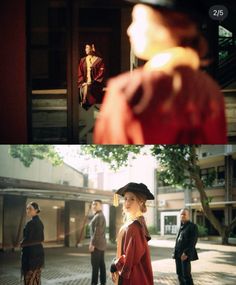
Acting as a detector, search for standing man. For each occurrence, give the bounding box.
[89,200,107,285]
[173,208,198,285]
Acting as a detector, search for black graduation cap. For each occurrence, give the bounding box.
[116,182,155,200]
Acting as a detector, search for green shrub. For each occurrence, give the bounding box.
[148,226,158,235]
[85,224,90,238]
[229,232,236,238]
[197,224,208,237]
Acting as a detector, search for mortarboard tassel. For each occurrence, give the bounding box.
[113,193,119,207]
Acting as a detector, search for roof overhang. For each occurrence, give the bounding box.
[0,176,113,204]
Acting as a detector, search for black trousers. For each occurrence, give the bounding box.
[91,248,106,285]
[175,258,194,285]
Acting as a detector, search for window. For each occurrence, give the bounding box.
[218,25,234,63]
[200,167,216,187]
[200,167,215,180]
[164,215,177,235]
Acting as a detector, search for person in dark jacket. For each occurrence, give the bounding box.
[21,202,44,285]
[173,208,198,285]
[89,200,107,285]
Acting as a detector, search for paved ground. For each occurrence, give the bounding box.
[150,239,236,285]
[0,238,236,285]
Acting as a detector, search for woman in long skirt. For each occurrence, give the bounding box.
[21,202,44,285]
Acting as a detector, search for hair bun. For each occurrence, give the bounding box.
[30,202,41,213]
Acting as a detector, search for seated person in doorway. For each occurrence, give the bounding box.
[78,43,105,109]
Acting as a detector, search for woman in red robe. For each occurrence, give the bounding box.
[110,182,154,285]
[78,44,105,107]
[94,0,227,144]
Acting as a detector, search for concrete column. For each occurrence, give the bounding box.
[64,200,85,247]
[184,188,193,220]
[156,210,161,233]
[193,209,197,224]
[225,155,233,226]
[109,205,123,242]
[109,205,116,242]
[184,188,192,205]
[153,168,158,232]
[2,195,27,251]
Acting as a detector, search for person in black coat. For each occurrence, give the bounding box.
[173,208,198,285]
[21,202,44,285]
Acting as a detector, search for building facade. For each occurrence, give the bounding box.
[0,145,115,250]
[156,145,236,238]
[1,0,236,143]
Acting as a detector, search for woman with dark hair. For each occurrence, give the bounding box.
[94,0,227,144]
[110,182,154,285]
[21,202,44,285]
[78,43,105,108]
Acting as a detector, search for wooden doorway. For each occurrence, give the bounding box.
[76,6,121,143]
[27,0,123,143]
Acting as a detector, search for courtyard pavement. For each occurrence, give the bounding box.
[0,237,236,285]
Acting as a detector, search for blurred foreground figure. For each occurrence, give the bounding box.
[21,202,44,285]
[94,0,227,144]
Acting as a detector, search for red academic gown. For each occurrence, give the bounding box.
[115,218,153,285]
[78,56,105,104]
[94,66,227,144]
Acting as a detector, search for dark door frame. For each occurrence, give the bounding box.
[67,0,79,143]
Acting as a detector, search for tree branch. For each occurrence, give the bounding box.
[190,171,224,236]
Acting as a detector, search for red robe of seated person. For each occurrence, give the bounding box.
[78,56,105,105]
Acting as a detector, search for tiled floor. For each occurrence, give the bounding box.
[1,239,236,285]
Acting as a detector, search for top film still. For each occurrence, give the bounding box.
[0,0,235,144]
